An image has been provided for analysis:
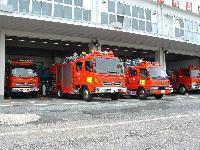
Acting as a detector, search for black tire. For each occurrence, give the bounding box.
[111,93,120,100]
[178,85,187,95]
[137,88,147,100]
[82,87,92,102]
[154,94,163,100]
[57,89,63,99]
[30,92,37,98]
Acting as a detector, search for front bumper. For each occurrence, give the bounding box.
[149,89,171,95]
[95,87,127,94]
[12,87,39,93]
[191,85,200,90]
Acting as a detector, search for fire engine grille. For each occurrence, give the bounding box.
[16,83,34,87]
[103,82,122,86]
[158,87,166,90]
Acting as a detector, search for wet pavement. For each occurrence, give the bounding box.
[0,94,200,149]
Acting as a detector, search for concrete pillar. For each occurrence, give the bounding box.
[0,31,5,99]
[157,4,164,35]
[55,57,62,64]
[155,48,166,70]
[88,40,101,52]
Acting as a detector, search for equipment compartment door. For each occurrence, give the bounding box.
[62,63,73,88]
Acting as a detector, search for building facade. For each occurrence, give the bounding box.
[0,0,200,98]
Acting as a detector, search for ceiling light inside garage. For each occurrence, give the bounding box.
[65,43,70,46]
[124,50,129,52]
[106,48,110,50]
[77,44,82,47]
[19,39,25,42]
[42,41,48,44]
[6,38,13,41]
[30,40,35,43]
[114,48,119,51]
[143,52,148,54]
[53,42,59,45]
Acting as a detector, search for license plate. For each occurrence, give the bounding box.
[161,90,165,94]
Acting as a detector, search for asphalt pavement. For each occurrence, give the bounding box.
[0,94,200,149]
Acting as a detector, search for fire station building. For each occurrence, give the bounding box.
[0,0,200,98]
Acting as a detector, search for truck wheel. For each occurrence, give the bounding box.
[82,87,92,102]
[57,89,63,99]
[178,85,187,95]
[155,94,163,100]
[31,92,37,98]
[137,88,147,100]
[111,93,120,100]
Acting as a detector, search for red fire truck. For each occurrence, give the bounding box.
[51,51,126,101]
[5,59,40,98]
[169,65,200,94]
[124,59,171,100]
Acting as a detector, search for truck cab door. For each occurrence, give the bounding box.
[127,68,140,90]
[74,62,83,85]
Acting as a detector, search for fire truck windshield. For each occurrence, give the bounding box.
[11,67,37,77]
[148,67,168,79]
[95,58,123,74]
[191,69,200,78]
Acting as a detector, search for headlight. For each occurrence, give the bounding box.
[192,82,197,86]
[151,87,159,90]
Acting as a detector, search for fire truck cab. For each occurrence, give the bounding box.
[124,59,171,100]
[51,50,126,101]
[169,65,200,94]
[5,59,40,98]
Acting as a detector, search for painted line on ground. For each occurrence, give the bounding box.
[0,113,199,136]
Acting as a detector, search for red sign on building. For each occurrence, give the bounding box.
[186,1,192,11]
[157,0,164,4]
[172,0,179,8]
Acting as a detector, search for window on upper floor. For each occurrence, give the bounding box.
[108,0,115,13]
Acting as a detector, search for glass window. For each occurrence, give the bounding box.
[146,21,152,32]
[132,18,138,30]
[175,28,180,37]
[55,0,63,3]
[64,0,72,4]
[138,8,144,19]
[109,14,116,24]
[194,22,198,32]
[179,18,184,28]
[124,4,131,16]
[76,62,83,71]
[83,10,91,21]
[152,23,158,34]
[63,6,72,19]
[132,6,138,18]
[117,15,124,25]
[184,30,190,41]
[19,0,30,13]
[117,2,123,15]
[85,61,93,72]
[74,7,82,20]
[74,0,83,7]
[7,0,18,11]
[101,12,108,25]
[140,69,147,78]
[42,2,52,16]
[32,1,41,15]
[124,17,131,29]
[139,20,145,31]
[54,4,63,17]
[145,9,151,21]
[188,21,193,30]
[108,0,115,13]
